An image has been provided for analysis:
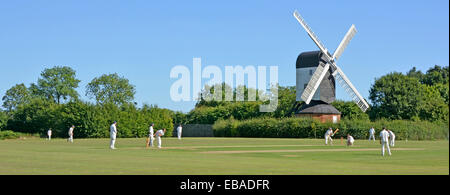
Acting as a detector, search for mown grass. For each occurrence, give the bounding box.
[0,137,447,175]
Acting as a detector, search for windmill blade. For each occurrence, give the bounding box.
[333,25,357,61]
[332,67,370,112]
[293,10,333,59]
[301,63,331,104]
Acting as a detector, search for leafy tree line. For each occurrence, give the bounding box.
[174,84,303,124]
[369,65,448,122]
[0,65,448,137]
[175,84,370,124]
[175,65,448,125]
[0,66,172,137]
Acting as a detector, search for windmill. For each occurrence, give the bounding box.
[293,10,369,123]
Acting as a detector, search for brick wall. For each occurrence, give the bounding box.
[295,114,341,123]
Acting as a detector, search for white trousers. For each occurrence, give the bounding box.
[68,135,73,143]
[325,135,332,145]
[381,141,391,156]
[347,140,354,146]
[110,133,116,149]
[149,135,155,147]
[48,135,51,140]
[390,138,395,147]
[177,130,182,140]
[369,134,376,141]
[157,136,162,148]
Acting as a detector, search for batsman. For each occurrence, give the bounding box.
[325,127,339,145]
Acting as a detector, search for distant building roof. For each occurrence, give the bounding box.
[296,100,341,115]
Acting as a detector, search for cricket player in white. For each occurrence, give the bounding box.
[110,121,117,149]
[388,130,396,147]
[325,128,334,145]
[347,134,354,146]
[177,124,182,140]
[149,123,155,147]
[47,128,52,140]
[155,128,166,148]
[68,125,74,143]
[369,127,376,141]
[379,127,391,156]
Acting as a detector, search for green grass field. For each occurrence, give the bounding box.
[0,137,448,175]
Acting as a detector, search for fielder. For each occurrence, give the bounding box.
[388,130,396,147]
[147,123,155,148]
[369,127,376,141]
[177,124,183,140]
[347,134,354,146]
[110,121,118,149]
[47,128,52,140]
[324,127,334,145]
[155,128,166,148]
[67,125,74,143]
[379,127,391,156]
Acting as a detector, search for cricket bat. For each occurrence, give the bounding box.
[332,129,339,136]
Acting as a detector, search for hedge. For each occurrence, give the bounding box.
[6,100,173,138]
[213,117,449,140]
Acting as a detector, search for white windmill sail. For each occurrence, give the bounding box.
[332,67,370,112]
[301,63,330,104]
[294,10,332,103]
[333,25,357,61]
[293,10,333,60]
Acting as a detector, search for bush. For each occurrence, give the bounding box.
[213,117,449,140]
[187,102,268,124]
[0,130,20,140]
[0,111,8,130]
[6,101,174,138]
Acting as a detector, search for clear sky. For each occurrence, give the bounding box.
[0,0,448,112]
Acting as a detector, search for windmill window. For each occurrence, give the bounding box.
[309,70,313,75]
[304,84,308,89]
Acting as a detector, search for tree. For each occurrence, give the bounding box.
[406,67,424,81]
[332,100,369,120]
[37,66,80,104]
[86,73,136,105]
[6,97,58,134]
[369,72,424,120]
[369,72,448,121]
[434,83,449,105]
[272,86,298,118]
[416,85,449,122]
[2,83,31,112]
[421,65,449,86]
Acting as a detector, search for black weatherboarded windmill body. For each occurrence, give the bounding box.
[293,10,370,123]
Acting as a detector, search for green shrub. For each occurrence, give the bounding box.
[0,130,20,140]
[0,111,8,130]
[212,117,449,140]
[6,101,174,138]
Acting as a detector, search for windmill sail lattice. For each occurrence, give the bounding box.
[294,10,370,112]
[301,63,330,104]
[333,68,370,112]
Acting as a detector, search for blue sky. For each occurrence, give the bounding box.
[0,0,448,112]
